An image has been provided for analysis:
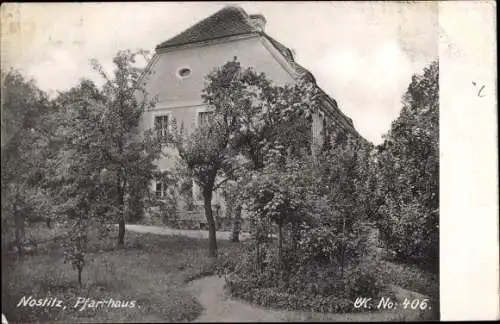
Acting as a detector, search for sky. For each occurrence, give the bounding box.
[2,2,438,144]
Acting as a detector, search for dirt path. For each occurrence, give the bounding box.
[125,224,251,241]
[185,275,430,322]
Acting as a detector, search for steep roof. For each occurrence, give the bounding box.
[155,5,359,137]
[156,6,258,49]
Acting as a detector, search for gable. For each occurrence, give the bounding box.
[145,5,360,138]
[143,36,297,107]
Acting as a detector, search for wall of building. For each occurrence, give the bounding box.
[138,35,317,224]
[139,35,296,139]
[139,34,298,172]
[147,36,294,107]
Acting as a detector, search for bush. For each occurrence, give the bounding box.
[378,199,438,270]
[342,259,386,299]
[217,189,386,313]
[226,271,361,313]
[372,61,439,269]
[220,242,388,313]
[219,126,387,313]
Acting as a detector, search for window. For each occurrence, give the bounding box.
[154,114,169,137]
[177,67,192,78]
[155,181,168,198]
[198,111,214,128]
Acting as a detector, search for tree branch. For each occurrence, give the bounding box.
[213,177,231,191]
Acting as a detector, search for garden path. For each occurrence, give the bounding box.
[125,224,251,241]
[186,275,431,322]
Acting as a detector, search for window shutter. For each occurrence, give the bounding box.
[155,116,161,136]
[156,182,162,197]
[162,115,169,136]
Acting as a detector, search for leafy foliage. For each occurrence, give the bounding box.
[38,49,162,285]
[199,58,388,311]
[371,61,439,270]
[162,62,244,256]
[88,50,162,245]
[203,58,321,244]
[202,57,317,170]
[1,69,53,256]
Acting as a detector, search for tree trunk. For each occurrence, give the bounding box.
[118,215,125,246]
[78,266,83,287]
[15,225,24,258]
[256,241,261,271]
[14,209,25,258]
[117,181,125,246]
[231,206,241,243]
[203,191,217,257]
[278,223,283,266]
[291,221,299,260]
[340,212,346,289]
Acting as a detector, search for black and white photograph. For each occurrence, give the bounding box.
[1,2,497,323]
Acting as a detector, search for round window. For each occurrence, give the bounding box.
[177,67,192,78]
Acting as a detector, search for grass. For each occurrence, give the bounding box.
[1,225,240,323]
[2,223,439,322]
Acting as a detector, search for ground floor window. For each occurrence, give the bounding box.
[155,181,169,198]
[198,110,214,128]
[154,114,169,137]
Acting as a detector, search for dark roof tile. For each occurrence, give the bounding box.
[156,6,258,49]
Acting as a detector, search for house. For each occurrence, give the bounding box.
[138,5,361,227]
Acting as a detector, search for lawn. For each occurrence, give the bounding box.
[1,224,439,322]
[1,225,242,323]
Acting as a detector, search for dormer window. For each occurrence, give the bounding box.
[177,67,192,78]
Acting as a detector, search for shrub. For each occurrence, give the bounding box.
[342,260,386,299]
[221,242,387,313]
[372,61,439,269]
[226,274,357,313]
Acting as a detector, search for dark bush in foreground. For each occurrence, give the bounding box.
[223,265,386,313]
[217,243,389,313]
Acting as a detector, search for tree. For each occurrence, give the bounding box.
[89,49,161,246]
[372,60,439,270]
[47,79,117,286]
[39,50,161,285]
[240,151,318,269]
[168,115,236,257]
[201,58,316,242]
[1,69,52,257]
[204,58,316,168]
[220,180,242,242]
[314,131,375,282]
[211,62,388,310]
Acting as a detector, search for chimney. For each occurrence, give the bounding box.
[249,14,266,31]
